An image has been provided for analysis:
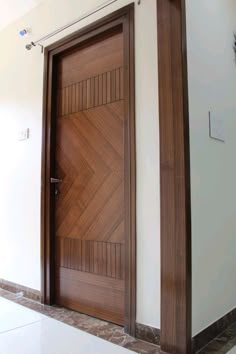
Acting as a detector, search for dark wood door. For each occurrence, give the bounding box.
[54,30,125,325]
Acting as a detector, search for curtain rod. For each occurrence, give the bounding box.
[26,0,140,51]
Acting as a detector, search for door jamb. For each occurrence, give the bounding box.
[157,0,192,353]
[41,4,136,336]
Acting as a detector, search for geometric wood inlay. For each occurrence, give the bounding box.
[58,67,124,116]
[57,238,124,280]
[55,101,125,249]
[54,29,126,325]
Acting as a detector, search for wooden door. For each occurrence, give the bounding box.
[54,30,125,325]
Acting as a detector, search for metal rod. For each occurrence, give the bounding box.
[26,0,119,50]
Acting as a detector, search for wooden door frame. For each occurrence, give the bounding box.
[157,0,192,353]
[41,0,192,350]
[41,4,136,336]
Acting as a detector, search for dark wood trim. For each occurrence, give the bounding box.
[157,0,192,353]
[135,323,160,346]
[0,279,41,302]
[192,308,236,353]
[40,46,48,305]
[41,51,56,305]
[41,4,136,335]
[123,4,136,337]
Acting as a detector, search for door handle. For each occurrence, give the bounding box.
[50,177,62,184]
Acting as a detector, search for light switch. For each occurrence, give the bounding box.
[209,112,225,142]
[18,128,30,141]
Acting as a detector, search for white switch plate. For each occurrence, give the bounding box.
[209,112,225,142]
[18,128,29,141]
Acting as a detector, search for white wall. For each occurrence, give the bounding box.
[0,0,160,328]
[186,0,236,336]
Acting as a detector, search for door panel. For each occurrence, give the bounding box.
[54,30,125,324]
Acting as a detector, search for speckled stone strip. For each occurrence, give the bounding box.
[0,279,41,302]
[197,322,236,354]
[136,323,160,346]
[193,309,236,353]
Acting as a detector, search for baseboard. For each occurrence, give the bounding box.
[135,323,160,346]
[192,308,236,353]
[0,279,41,302]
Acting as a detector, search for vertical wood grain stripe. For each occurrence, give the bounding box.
[99,74,103,106]
[103,72,107,105]
[107,71,111,104]
[87,79,91,110]
[90,77,95,109]
[115,68,120,101]
[58,67,124,116]
[82,80,87,111]
[111,69,116,102]
[60,238,124,279]
[120,67,124,100]
[94,76,99,107]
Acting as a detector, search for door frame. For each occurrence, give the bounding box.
[157,0,192,353]
[41,4,136,335]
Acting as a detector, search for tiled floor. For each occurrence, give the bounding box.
[0,296,46,333]
[0,296,139,354]
[0,289,162,354]
[1,288,236,354]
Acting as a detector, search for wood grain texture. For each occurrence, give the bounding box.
[56,238,124,280]
[157,0,192,353]
[54,31,125,324]
[57,67,124,116]
[41,4,135,335]
[57,32,123,89]
[123,6,136,337]
[55,103,125,242]
[55,268,124,325]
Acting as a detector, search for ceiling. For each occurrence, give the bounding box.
[0,0,43,31]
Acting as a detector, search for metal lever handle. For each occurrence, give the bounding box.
[50,178,62,184]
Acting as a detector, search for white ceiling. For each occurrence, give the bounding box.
[0,0,43,31]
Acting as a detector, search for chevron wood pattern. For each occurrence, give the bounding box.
[55,102,125,244]
[54,31,125,324]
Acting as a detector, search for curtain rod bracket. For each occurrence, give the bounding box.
[25,41,44,53]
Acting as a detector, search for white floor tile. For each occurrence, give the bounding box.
[0,317,135,354]
[227,347,236,354]
[0,297,136,354]
[0,297,46,333]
